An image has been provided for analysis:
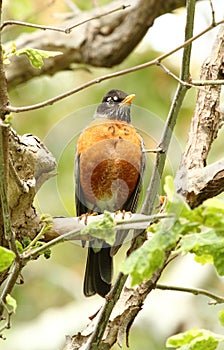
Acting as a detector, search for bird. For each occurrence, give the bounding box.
[75,89,145,297]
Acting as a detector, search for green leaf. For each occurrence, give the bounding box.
[182,205,224,233]
[180,230,224,275]
[121,244,165,285]
[81,211,116,246]
[16,240,23,253]
[219,310,224,327]
[164,175,176,200]
[0,246,15,272]
[6,294,17,313]
[166,328,223,350]
[16,48,62,69]
[164,176,191,218]
[204,198,224,210]
[121,218,180,285]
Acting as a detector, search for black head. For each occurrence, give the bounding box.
[94,89,135,123]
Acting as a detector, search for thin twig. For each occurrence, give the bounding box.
[0,299,14,338]
[143,147,164,153]
[158,62,224,91]
[191,79,224,86]
[209,0,216,26]
[156,284,224,304]
[7,18,224,114]
[0,4,130,32]
[0,261,22,314]
[157,61,193,88]
[22,227,82,261]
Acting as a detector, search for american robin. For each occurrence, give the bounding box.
[75,89,145,297]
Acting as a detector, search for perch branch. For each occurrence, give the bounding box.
[24,213,172,259]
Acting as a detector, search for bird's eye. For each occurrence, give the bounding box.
[105,95,119,104]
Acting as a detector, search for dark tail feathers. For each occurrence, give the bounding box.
[83,244,113,297]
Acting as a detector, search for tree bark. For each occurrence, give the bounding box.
[175,25,224,208]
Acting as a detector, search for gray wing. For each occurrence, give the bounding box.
[75,154,89,217]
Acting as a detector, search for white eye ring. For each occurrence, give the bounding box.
[106,96,112,102]
[113,96,118,101]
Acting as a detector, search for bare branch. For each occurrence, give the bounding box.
[1,4,130,33]
[0,260,22,318]
[156,283,224,304]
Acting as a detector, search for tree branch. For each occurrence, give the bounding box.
[1,4,130,33]
[156,284,224,304]
[4,0,191,89]
[175,25,224,208]
[6,17,224,114]
[0,124,18,256]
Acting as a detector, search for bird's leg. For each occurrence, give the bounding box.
[156,195,167,213]
[114,210,132,220]
[78,211,98,225]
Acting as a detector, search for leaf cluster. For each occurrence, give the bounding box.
[121,176,224,284]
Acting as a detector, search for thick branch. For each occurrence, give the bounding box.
[4,0,188,89]
[7,129,56,241]
[176,25,224,208]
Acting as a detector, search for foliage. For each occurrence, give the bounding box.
[121,217,180,285]
[121,176,224,284]
[6,294,17,313]
[3,42,62,68]
[166,328,224,350]
[81,211,116,247]
[0,247,15,272]
[121,176,224,349]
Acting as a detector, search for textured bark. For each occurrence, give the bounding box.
[5,0,187,89]
[8,129,56,240]
[0,127,56,286]
[175,25,224,208]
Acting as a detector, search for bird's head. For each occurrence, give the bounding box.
[94,89,135,123]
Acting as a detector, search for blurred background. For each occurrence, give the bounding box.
[1,0,224,349]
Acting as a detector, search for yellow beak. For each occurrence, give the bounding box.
[120,94,135,105]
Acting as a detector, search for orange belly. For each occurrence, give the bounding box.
[77,119,142,210]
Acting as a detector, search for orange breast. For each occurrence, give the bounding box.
[77,119,142,210]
